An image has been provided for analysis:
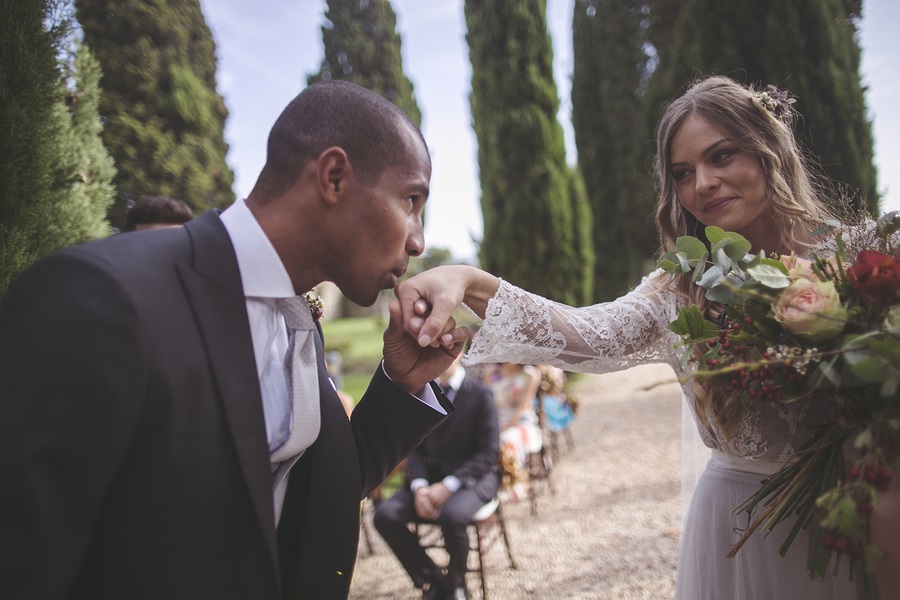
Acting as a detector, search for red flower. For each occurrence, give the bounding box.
[846,250,900,307]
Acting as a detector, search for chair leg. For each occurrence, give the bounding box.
[497,503,517,570]
[475,523,488,600]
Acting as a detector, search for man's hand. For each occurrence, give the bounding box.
[413,484,452,520]
[413,486,439,521]
[422,483,452,511]
[382,299,469,395]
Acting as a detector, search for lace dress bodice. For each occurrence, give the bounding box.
[463,269,829,462]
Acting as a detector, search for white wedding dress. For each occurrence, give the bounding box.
[463,270,873,599]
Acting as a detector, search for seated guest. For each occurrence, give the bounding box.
[484,362,542,498]
[374,355,500,600]
[124,195,194,231]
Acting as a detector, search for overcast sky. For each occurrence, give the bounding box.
[200,0,900,262]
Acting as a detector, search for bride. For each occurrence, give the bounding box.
[397,75,894,599]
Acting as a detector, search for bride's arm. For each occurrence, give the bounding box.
[397,265,678,374]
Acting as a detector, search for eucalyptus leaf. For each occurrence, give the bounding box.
[843,349,885,383]
[675,236,709,261]
[705,283,735,304]
[711,247,732,272]
[692,255,709,282]
[697,265,725,290]
[705,226,728,244]
[866,338,900,369]
[747,262,791,289]
[723,238,752,261]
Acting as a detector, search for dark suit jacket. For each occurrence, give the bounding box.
[405,374,500,502]
[0,211,451,600]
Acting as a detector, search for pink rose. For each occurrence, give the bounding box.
[772,279,848,342]
[779,253,819,281]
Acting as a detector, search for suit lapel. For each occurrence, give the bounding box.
[176,212,279,573]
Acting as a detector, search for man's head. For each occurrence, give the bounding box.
[124,196,194,232]
[248,81,432,306]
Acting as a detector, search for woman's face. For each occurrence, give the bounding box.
[670,114,775,250]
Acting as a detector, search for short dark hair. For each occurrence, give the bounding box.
[252,80,427,198]
[124,196,195,231]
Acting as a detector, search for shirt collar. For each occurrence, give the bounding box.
[220,198,295,299]
[440,366,466,392]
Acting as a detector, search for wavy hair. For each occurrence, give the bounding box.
[653,75,832,436]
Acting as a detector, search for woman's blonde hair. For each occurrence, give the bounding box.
[653,75,832,436]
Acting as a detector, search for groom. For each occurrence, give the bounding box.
[0,81,466,600]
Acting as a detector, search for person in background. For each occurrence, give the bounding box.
[484,362,542,500]
[123,194,194,231]
[374,354,500,600]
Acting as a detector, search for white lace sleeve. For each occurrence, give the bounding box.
[463,269,685,375]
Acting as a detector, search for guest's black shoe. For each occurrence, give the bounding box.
[419,566,449,600]
[421,579,449,600]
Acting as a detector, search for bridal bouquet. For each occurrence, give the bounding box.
[658,213,900,581]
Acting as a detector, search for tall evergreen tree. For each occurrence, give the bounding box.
[465,0,593,305]
[75,0,234,228]
[572,0,653,301]
[646,0,878,213]
[308,0,421,127]
[0,0,114,294]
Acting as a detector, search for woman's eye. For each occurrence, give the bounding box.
[672,169,691,182]
[711,149,735,163]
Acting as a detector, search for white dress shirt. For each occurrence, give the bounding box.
[410,367,466,494]
[221,198,296,452]
[220,198,445,524]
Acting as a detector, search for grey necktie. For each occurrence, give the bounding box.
[270,296,322,464]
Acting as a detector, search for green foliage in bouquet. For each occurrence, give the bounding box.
[659,215,900,583]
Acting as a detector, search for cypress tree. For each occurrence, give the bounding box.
[572,0,653,301]
[646,0,878,213]
[465,0,594,305]
[308,0,421,127]
[0,0,114,294]
[76,0,234,228]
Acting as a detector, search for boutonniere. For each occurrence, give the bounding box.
[304,292,324,321]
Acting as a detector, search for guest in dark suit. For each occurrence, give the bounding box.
[0,81,468,600]
[374,355,500,600]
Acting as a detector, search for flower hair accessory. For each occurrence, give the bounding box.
[304,292,324,321]
[756,84,796,127]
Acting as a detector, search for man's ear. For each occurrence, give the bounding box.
[316,147,351,205]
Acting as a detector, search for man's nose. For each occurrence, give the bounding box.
[406,221,424,257]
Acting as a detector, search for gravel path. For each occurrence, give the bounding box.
[349,364,685,600]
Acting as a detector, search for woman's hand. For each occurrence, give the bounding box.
[394,265,500,347]
[382,299,468,395]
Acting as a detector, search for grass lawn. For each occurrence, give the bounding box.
[321,307,481,403]
[321,316,385,403]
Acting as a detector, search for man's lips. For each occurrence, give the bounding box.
[386,267,406,288]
